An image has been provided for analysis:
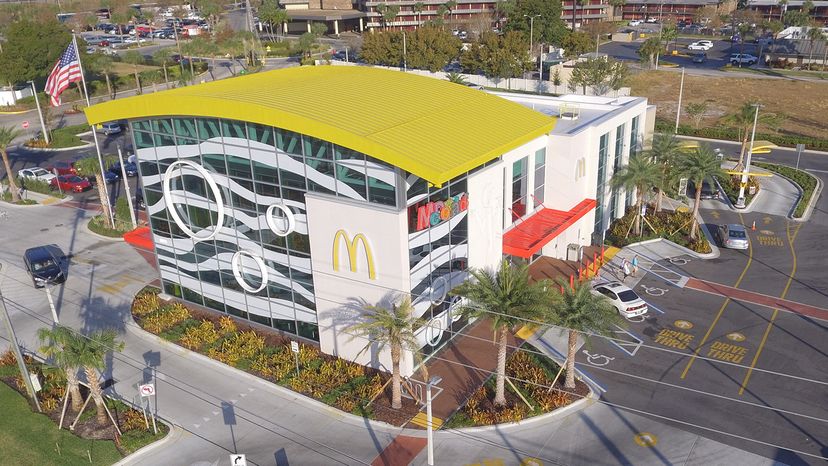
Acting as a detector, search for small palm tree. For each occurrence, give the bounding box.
[345,295,424,410]
[647,133,682,212]
[611,152,660,236]
[74,330,124,425]
[723,101,779,170]
[122,50,144,94]
[413,2,425,27]
[75,155,117,229]
[37,326,84,412]
[153,48,172,86]
[0,126,22,202]
[446,72,468,85]
[548,279,623,389]
[452,260,550,406]
[676,145,726,240]
[445,0,457,23]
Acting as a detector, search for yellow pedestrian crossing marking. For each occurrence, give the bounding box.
[410,412,443,429]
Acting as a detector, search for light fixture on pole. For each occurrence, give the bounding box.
[426,375,443,466]
[735,103,761,209]
[28,81,49,145]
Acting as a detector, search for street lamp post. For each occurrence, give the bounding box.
[402,31,407,72]
[674,67,685,133]
[524,14,541,59]
[28,81,49,144]
[736,104,761,208]
[426,375,443,466]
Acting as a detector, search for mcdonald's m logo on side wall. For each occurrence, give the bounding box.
[332,230,376,280]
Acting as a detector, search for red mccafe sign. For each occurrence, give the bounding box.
[415,193,469,231]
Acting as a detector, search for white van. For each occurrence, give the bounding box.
[100,122,122,135]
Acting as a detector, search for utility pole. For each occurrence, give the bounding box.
[675,67,685,133]
[118,147,137,229]
[524,14,540,59]
[29,81,49,144]
[402,32,407,72]
[0,264,41,412]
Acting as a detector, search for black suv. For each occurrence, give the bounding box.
[23,246,65,288]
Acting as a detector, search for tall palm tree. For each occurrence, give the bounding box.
[122,50,144,94]
[445,0,457,24]
[548,279,622,389]
[345,296,424,409]
[74,330,124,425]
[153,48,172,87]
[723,101,778,170]
[611,152,660,236]
[0,126,22,202]
[778,0,788,21]
[806,24,823,66]
[452,260,550,406]
[676,145,726,240]
[75,155,117,229]
[37,326,84,412]
[413,2,425,27]
[648,133,682,212]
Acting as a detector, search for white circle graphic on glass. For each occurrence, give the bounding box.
[448,296,463,323]
[426,318,444,347]
[231,250,268,293]
[266,203,295,237]
[163,160,225,241]
[431,276,448,306]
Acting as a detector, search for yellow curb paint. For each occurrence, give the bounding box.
[634,432,658,447]
[603,246,621,262]
[40,197,59,205]
[410,412,443,429]
[0,109,31,115]
[516,325,538,340]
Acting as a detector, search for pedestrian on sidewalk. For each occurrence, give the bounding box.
[622,258,631,279]
[631,255,639,277]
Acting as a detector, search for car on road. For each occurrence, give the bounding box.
[628,20,642,26]
[88,170,120,185]
[18,167,56,183]
[645,17,658,23]
[730,53,758,66]
[592,282,648,318]
[687,177,719,199]
[691,52,707,63]
[100,122,122,135]
[49,161,78,176]
[51,175,91,192]
[717,224,749,250]
[109,161,138,177]
[688,40,714,51]
[23,246,65,288]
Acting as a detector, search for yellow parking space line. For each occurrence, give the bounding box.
[409,412,443,429]
[681,213,753,379]
[739,222,801,395]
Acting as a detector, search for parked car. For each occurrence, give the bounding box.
[18,167,56,183]
[691,52,707,63]
[23,246,65,288]
[466,83,484,90]
[717,224,749,250]
[688,40,714,51]
[100,122,122,135]
[687,177,719,199]
[51,175,91,192]
[110,160,138,177]
[629,20,642,26]
[730,53,758,66]
[592,282,648,319]
[134,187,145,209]
[89,170,120,185]
[49,161,78,176]
[645,17,658,23]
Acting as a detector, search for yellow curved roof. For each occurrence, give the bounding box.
[84,66,555,185]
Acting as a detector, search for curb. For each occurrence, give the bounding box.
[624,234,719,260]
[800,173,824,222]
[0,109,33,115]
[443,390,597,434]
[112,420,179,466]
[83,216,126,242]
[20,140,95,152]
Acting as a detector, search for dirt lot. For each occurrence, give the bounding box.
[111,62,161,75]
[629,70,828,138]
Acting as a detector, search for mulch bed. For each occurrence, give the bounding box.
[369,386,423,427]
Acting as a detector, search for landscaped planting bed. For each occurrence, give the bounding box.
[607,207,712,253]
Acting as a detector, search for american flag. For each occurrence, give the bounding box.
[44,42,82,107]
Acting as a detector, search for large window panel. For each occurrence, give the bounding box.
[221,120,248,140]
[201,153,228,175]
[152,118,174,135]
[276,128,302,155]
[173,118,198,139]
[247,123,274,147]
[227,154,253,179]
[134,131,155,149]
[197,118,221,140]
[303,136,332,160]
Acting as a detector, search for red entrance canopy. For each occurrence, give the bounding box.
[502,199,596,258]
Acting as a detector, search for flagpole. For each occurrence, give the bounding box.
[73,31,114,225]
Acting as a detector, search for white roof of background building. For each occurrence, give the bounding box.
[491,93,648,136]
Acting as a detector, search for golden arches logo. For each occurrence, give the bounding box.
[332,230,376,280]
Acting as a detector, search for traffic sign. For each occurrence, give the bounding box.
[290,341,299,354]
[22,120,29,129]
[230,454,247,466]
[139,383,156,397]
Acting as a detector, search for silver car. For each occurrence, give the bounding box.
[718,224,749,250]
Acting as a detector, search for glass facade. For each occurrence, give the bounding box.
[610,123,625,220]
[511,157,529,222]
[627,116,641,207]
[594,132,610,234]
[134,117,399,341]
[533,149,546,207]
[406,173,469,357]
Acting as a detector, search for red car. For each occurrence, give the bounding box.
[51,175,91,193]
[49,161,78,176]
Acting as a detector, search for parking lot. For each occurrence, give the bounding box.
[599,36,763,70]
[577,208,828,464]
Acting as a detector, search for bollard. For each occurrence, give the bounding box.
[570,274,574,289]
[593,252,598,271]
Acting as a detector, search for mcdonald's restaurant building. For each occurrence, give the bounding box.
[85,66,651,376]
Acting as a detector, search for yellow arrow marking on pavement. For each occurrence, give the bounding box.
[763,216,773,225]
[634,432,658,447]
[710,210,721,219]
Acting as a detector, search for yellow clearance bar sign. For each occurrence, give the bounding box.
[332,230,376,280]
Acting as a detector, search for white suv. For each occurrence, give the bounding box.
[730,53,758,66]
[688,40,713,51]
[592,282,648,319]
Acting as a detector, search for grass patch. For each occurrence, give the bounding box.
[26,124,90,149]
[0,382,122,465]
[718,66,828,80]
[753,162,818,218]
[0,190,38,204]
[87,215,130,237]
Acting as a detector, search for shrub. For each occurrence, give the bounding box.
[179,320,220,350]
[143,302,191,333]
[250,349,296,381]
[218,316,237,335]
[114,196,133,230]
[133,291,161,317]
[656,118,828,151]
[0,349,16,366]
[121,408,148,431]
[40,396,59,412]
[207,330,266,366]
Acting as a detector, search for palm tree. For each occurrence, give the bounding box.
[413,2,425,28]
[122,50,144,94]
[446,71,468,84]
[676,145,726,240]
[75,155,117,229]
[779,0,788,21]
[723,101,779,170]
[37,326,84,412]
[74,330,124,425]
[647,133,682,212]
[611,152,660,236]
[445,0,457,24]
[548,279,623,389]
[572,0,587,31]
[806,24,823,67]
[153,48,172,87]
[0,126,22,202]
[451,260,550,406]
[345,296,424,410]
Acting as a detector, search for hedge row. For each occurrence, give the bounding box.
[655,119,828,151]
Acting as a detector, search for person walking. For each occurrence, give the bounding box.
[622,258,631,279]
[631,255,639,277]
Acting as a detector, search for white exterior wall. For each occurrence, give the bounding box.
[0,86,33,106]
[467,160,505,270]
[305,193,415,376]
